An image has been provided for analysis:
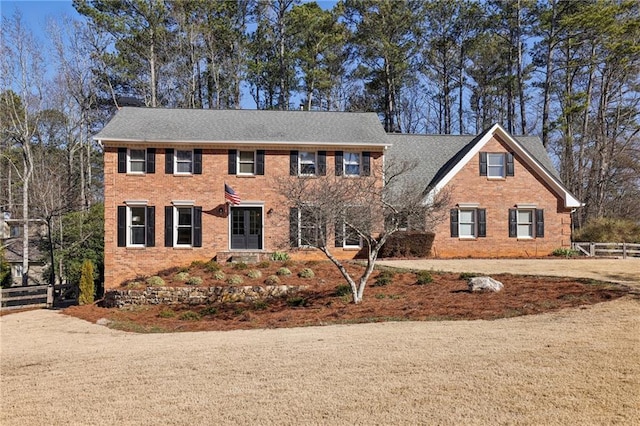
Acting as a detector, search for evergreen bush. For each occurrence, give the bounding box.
[78,259,95,305]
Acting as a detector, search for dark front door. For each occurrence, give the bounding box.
[231,207,262,250]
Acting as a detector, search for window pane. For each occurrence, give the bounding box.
[130,149,145,160]
[518,224,532,237]
[518,210,532,223]
[131,207,145,226]
[299,151,315,162]
[459,223,475,237]
[178,208,192,225]
[300,163,316,175]
[239,151,254,162]
[177,228,192,245]
[459,210,474,223]
[177,150,192,161]
[344,225,360,246]
[239,163,254,174]
[131,227,145,245]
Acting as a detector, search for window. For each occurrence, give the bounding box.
[480,152,514,178]
[450,207,486,238]
[117,205,155,247]
[238,151,255,175]
[509,208,544,239]
[335,207,367,248]
[128,149,146,173]
[487,153,505,178]
[289,207,325,247]
[175,150,193,174]
[164,205,202,247]
[13,264,23,278]
[118,148,155,174]
[344,152,361,176]
[299,151,317,175]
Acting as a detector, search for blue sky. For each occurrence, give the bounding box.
[1,1,80,28]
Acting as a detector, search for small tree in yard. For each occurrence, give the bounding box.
[275,159,448,304]
[78,259,94,305]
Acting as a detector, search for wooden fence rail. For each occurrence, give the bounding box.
[572,242,640,259]
[0,284,78,311]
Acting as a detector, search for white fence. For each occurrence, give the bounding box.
[572,242,640,258]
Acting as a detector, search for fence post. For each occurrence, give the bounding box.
[623,242,627,259]
[590,242,595,257]
[47,285,53,308]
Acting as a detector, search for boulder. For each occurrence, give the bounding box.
[468,276,504,292]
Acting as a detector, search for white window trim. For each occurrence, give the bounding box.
[516,209,534,239]
[237,150,256,176]
[13,264,23,278]
[174,149,193,175]
[174,206,194,247]
[127,148,146,174]
[342,220,363,248]
[298,151,317,176]
[487,153,505,179]
[458,209,477,239]
[127,205,147,247]
[343,152,361,177]
[298,206,322,248]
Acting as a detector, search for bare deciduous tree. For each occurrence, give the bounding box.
[274,158,448,304]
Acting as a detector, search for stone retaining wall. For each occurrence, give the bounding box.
[103,285,305,308]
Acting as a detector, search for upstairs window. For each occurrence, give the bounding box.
[238,151,256,175]
[299,151,317,175]
[335,151,370,177]
[128,149,146,173]
[228,150,264,176]
[118,148,155,174]
[175,150,193,174]
[290,151,326,176]
[344,152,361,176]
[165,149,202,175]
[479,152,514,178]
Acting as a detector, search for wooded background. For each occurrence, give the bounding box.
[1,0,639,285]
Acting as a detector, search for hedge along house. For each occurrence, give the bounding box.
[387,124,582,258]
[95,107,389,288]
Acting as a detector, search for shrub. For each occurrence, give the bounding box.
[0,247,11,288]
[415,270,433,285]
[257,260,271,269]
[78,259,95,305]
[200,306,218,316]
[158,309,175,318]
[286,295,308,307]
[552,247,580,258]
[459,272,480,280]
[190,260,206,268]
[247,269,262,279]
[373,270,395,287]
[204,261,221,272]
[271,251,290,261]
[335,284,351,297]
[178,311,202,321]
[226,274,244,285]
[233,262,248,270]
[298,268,315,278]
[213,271,226,281]
[573,217,640,243]
[253,300,269,310]
[187,276,203,286]
[264,275,280,285]
[379,231,435,258]
[146,276,165,287]
[174,271,190,282]
[276,267,291,276]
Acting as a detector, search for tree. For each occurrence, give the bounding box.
[275,158,448,304]
[78,258,95,305]
[0,246,11,288]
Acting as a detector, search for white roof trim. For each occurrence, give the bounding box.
[427,124,582,209]
[94,137,391,149]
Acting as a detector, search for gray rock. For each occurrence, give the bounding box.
[468,276,504,292]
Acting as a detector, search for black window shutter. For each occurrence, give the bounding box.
[335,151,343,176]
[477,208,486,238]
[117,206,126,247]
[290,151,298,176]
[506,153,514,177]
[318,151,326,176]
[228,149,237,175]
[118,148,127,173]
[164,206,173,247]
[256,150,265,175]
[335,218,344,247]
[146,206,155,247]
[194,149,202,174]
[536,209,544,238]
[193,206,202,247]
[479,152,487,176]
[362,151,371,176]
[289,208,299,248]
[450,209,459,238]
[509,209,517,238]
[165,149,174,174]
[146,148,155,174]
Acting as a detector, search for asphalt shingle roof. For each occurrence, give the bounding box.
[94,107,390,147]
[386,132,561,191]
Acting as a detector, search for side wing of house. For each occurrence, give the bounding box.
[97,108,388,288]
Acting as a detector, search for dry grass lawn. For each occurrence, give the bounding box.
[1,259,639,425]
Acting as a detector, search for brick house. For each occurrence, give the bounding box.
[96,109,580,288]
[95,108,389,288]
[387,124,582,258]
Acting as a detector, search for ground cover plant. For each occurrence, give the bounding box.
[64,260,628,333]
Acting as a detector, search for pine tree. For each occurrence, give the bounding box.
[79,259,95,305]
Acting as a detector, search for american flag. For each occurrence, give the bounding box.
[224,183,241,205]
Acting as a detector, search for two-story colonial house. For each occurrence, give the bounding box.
[96,108,581,289]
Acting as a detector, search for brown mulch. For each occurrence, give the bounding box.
[63,260,628,333]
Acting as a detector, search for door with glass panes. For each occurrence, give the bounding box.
[230,207,262,250]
